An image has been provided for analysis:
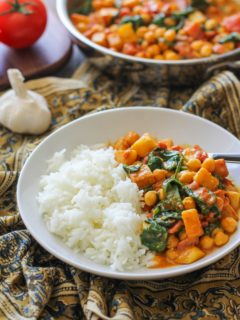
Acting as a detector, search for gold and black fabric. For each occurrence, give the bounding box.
[0,62,240,320]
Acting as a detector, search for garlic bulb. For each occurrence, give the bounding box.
[0,69,51,135]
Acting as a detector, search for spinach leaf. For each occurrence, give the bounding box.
[123,163,141,174]
[163,177,182,193]
[74,0,92,15]
[153,211,182,227]
[163,154,181,171]
[148,148,182,172]
[213,173,225,190]
[140,220,168,252]
[191,0,209,11]
[204,220,220,236]
[219,32,240,44]
[147,154,163,171]
[183,186,210,213]
[158,211,182,220]
[182,186,220,215]
[121,15,144,29]
[172,7,195,19]
[159,178,183,211]
[152,13,165,26]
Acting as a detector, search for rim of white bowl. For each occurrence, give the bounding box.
[17,107,240,280]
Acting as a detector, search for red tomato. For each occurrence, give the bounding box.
[0,0,47,49]
[183,22,205,40]
[222,13,240,33]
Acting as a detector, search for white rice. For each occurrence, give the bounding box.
[37,145,148,271]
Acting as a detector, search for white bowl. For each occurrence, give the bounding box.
[17,107,240,280]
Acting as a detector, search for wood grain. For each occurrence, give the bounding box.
[0,9,72,89]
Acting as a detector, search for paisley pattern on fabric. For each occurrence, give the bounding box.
[0,63,240,320]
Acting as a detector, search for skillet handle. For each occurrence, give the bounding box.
[204,60,240,79]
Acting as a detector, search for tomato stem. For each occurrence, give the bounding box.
[0,0,36,16]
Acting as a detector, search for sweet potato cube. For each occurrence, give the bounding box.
[222,204,239,221]
[115,149,137,165]
[214,159,229,178]
[226,191,240,210]
[194,167,219,191]
[130,164,155,188]
[114,131,140,150]
[118,23,136,42]
[182,209,204,238]
[175,246,205,264]
[131,133,157,158]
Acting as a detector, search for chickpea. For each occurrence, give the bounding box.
[200,235,214,250]
[200,44,213,57]
[136,26,148,38]
[164,29,176,42]
[154,27,166,38]
[187,159,202,172]
[144,31,156,44]
[149,24,158,31]
[132,5,142,14]
[189,11,206,24]
[144,190,158,206]
[179,171,195,184]
[164,50,180,60]
[141,13,151,23]
[164,17,176,27]
[223,42,235,51]
[146,44,160,57]
[166,249,178,261]
[183,197,196,210]
[191,40,204,52]
[213,230,229,246]
[154,54,165,60]
[135,52,145,58]
[158,188,165,201]
[153,169,167,181]
[167,235,179,249]
[221,217,237,234]
[77,23,88,32]
[91,32,107,46]
[205,19,218,30]
[141,40,149,49]
[202,158,215,173]
[211,228,222,237]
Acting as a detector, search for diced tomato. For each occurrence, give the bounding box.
[222,13,240,33]
[214,159,229,178]
[177,236,199,250]
[158,142,167,149]
[195,151,208,162]
[205,31,217,40]
[168,221,183,234]
[122,43,138,55]
[146,212,153,218]
[119,7,131,17]
[195,187,216,206]
[183,22,205,40]
[171,145,183,151]
[175,0,188,10]
[188,181,200,190]
[213,44,226,54]
[174,41,193,58]
[201,221,209,227]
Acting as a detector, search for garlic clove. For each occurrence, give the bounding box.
[0,69,51,135]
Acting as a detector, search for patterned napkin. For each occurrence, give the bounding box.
[0,62,240,320]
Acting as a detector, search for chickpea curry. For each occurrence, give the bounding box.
[71,0,240,60]
[114,131,239,267]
